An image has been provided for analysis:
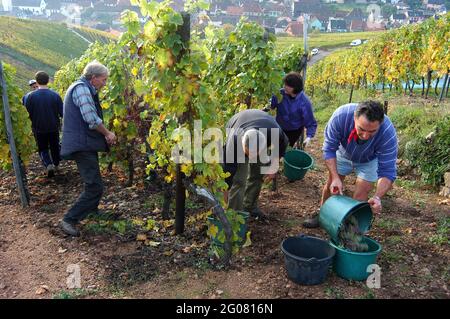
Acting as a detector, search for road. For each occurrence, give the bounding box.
[308,47,346,66]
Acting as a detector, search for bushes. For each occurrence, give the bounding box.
[389,103,449,186]
[389,104,447,157]
[404,116,450,186]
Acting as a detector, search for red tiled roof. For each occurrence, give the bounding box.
[350,19,365,30]
[227,6,244,16]
[243,2,262,13]
[286,21,303,36]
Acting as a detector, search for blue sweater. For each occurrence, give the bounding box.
[25,88,63,133]
[323,103,398,182]
[271,89,317,136]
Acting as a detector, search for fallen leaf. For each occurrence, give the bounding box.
[182,246,192,253]
[145,240,161,247]
[136,234,147,241]
[163,250,174,256]
[35,285,49,295]
[58,248,67,254]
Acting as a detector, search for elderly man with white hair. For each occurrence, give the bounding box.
[223,109,289,219]
[60,61,117,237]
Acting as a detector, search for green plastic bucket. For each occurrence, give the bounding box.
[208,211,249,246]
[283,150,314,181]
[319,195,373,243]
[330,236,382,281]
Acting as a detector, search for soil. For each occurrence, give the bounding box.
[0,138,449,299]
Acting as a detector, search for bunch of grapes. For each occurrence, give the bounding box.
[338,215,369,252]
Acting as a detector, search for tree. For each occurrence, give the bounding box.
[81,7,94,20]
[382,4,397,19]
[445,0,450,10]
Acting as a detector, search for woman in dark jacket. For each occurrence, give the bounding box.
[270,72,317,148]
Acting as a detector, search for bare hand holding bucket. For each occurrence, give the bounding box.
[329,178,343,195]
[368,196,382,215]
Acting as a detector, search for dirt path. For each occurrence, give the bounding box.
[0,204,107,298]
[0,138,448,299]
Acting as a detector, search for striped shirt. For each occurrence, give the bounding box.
[323,103,398,181]
[72,83,103,129]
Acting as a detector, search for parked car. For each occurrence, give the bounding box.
[350,39,362,46]
[311,48,319,55]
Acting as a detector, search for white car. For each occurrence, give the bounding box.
[311,48,319,55]
[350,39,362,46]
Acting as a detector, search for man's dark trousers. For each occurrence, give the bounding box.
[35,132,61,167]
[63,151,103,224]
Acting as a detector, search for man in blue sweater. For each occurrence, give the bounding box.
[303,101,398,228]
[25,72,63,177]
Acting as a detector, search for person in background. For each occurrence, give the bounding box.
[24,71,63,177]
[22,79,39,105]
[59,61,117,237]
[267,72,317,148]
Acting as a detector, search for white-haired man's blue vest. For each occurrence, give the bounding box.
[61,78,108,158]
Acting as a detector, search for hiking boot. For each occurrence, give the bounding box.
[46,164,55,178]
[60,220,80,237]
[249,207,267,220]
[303,214,320,228]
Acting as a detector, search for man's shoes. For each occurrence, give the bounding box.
[46,164,55,178]
[60,220,80,237]
[249,207,267,220]
[303,214,320,228]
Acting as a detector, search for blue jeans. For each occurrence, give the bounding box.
[63,151,104,224]
[35,132,60,168]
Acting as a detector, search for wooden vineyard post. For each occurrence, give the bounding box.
[0,60,29,207]
[175,12,190,235]
[439,71,449,102]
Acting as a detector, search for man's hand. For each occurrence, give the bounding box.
[368,196,382,215]
[303,137,311,148]
[106,131,117,145]
[329,177,343,195]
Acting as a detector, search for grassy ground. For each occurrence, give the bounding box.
[72,26,117,44]
[276,31,385,50]
[0,16,114,90]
